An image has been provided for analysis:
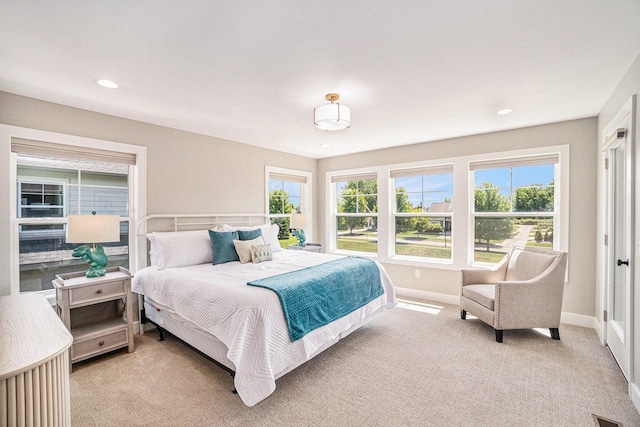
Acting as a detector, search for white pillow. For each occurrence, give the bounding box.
[233,236,265,264]
[221,223,283,252]
[147,230,213,269]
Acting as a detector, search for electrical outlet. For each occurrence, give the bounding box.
[414,269,421,279]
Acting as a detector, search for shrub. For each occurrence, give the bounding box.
[535,230,543,243]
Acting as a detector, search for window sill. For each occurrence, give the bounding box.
[382,256,458,271]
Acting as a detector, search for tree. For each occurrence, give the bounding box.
[514,180,554,212]
[415,217,430,235]
[395,187,415,234]
[535,230,543,243]
[339,188,368,235]
[337,180,378,235]
[269,189,294,239]
[474,182,515,251]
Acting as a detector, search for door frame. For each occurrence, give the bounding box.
[600,95,637,406]
[603,103,634,380]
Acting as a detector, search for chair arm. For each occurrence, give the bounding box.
[461,268,503,286]
[461,253,509,286]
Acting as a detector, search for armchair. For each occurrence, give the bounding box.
[460,246,567,343]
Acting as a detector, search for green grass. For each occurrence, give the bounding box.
[337,238,377,253]
[336,236,540,264]
[474,250,508,263]
[526,241,553,248]
[278,235,298,248]
[395,244,451,259]
[395,231,448,243]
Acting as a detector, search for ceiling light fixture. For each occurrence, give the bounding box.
[314,93,351,131]
[496,108,513,115]
[94,79,119,89]
[320,144,332,148]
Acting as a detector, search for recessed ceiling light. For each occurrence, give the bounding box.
[94,79,118,89]
[496,108,513,115]
[320,144,331,148]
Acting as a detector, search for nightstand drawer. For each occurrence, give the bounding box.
[69,280,126,306]
[72,328,128,361]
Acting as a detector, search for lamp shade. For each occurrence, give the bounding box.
[314,93,351,131]
[66,214,120,244]
[290,213,309,230]
[314,103,351,131]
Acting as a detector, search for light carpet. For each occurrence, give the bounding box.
[70,299,640,426]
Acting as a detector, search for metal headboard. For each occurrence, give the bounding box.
[134,213,269,273]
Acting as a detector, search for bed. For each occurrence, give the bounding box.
[132,214,396,406]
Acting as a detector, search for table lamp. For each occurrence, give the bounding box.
[66,212,121,277]
[290,213,309,247]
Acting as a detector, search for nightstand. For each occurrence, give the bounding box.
[53,266,134,364]
[288,243,322,253]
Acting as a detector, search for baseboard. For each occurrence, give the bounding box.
[560,311,597,329]
[394,286,597,330]
[394,287,461,306]
[631,382,640,415]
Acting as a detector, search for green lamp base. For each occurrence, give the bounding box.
[71,244,109,277]
[291,229,306,247]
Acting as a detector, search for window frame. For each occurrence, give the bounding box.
[326,145,569,271]
[265,166,313,242]
[470,156,560,266]
[392,165,454,263]
[18,177,69,220]
[332,174,379,257]
[4,124,146,301]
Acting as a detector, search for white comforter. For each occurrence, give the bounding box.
[132,251,396,406]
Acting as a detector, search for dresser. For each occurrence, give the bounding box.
[53,266,134,364]
[0,294,73,427]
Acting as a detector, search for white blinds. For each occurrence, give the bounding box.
[390,165,453,178]
[331,173,377,183]
[269,172,307,184]
[12,138,136,165]
[469,153,559,170]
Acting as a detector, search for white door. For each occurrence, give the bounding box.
[604,105,634,381]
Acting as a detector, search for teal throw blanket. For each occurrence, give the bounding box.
[247,257,384,342]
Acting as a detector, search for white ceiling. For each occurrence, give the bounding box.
[1,1,640,159]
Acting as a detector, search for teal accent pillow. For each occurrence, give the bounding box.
[208,230,240,265]
[238,228,263,241]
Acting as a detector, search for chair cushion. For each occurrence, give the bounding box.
[505,248,556,282]
[462,284,496,310]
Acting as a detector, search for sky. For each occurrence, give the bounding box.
[271,163,555,211]
[397,164,554,209]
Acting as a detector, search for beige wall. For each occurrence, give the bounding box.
[0,91,316,296]
[0,91,599,319]
[318,118,598,317]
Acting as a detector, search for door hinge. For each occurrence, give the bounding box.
[603,310,608,322]
[604,234,608,246]
[617,128,627,139]
[605,158,609,169]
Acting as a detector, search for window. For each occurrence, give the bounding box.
[19,180,65,218]
[16,155,130,293]
[333,174,378,254]
[392,166,453,261]
[326,146,568,270]
[7,130,145,298]
[266,167,311,247]
[471,155,558,264]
